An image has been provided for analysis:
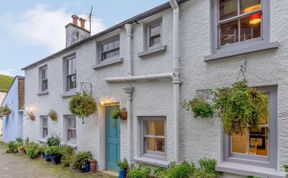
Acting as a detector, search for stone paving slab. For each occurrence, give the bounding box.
[0,144,114,178]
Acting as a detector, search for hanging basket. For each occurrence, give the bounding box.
[0,105,11,116]
[120,110,127,120]
[48,110,58,121]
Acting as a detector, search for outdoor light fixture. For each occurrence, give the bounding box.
[25,106,35,121]
[100,97,117,106]
[244,4,262,25]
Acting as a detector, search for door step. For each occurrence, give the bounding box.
[102,170,118,177]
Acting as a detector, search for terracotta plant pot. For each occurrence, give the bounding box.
[120,111,127,120]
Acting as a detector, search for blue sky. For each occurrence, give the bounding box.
[0,0,167,76]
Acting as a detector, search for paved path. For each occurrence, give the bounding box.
[0,144,113,178]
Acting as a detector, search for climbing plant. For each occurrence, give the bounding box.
[69,93,96,123]
[213,81,268,135]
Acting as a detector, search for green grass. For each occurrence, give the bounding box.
[0,74,14,92]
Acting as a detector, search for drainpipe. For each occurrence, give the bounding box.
[124,24,134,165]
[125,24,133,76]
[169,0,181,162]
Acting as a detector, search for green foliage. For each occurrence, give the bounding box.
[47,136,61,147]
[157,161,195,178]
[247,176,259,178]
[38,145,47,154]
[7,141,18,153]
[214,81,268,135]
[26,142,39,159]
[194,159,219,178]
[15,137,23,146]
[284,164,288,172]
[72,151,93,170]
[128,165,151,178]
[46,146,62,156]
[60,145,75,167]
[0,105,11,116]
[69,93,96,122]
[117,158,129,170]
[0,74,14,92]
[48,110,58,121]
[112,109,121,120]
[182,98,214,118]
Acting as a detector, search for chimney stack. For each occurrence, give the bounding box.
[71,15,79,26]
[79,18,86,29]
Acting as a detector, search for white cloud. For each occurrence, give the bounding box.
[10,4,106,52]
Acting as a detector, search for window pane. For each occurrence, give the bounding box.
[150,24,161,37]
[145,137,165,153]
[249,127,268,156]
[231,129,248,154]
[149,36,161,47]
[240,14,261,41]
[241,0,261,14]
[220,20,238,46]
[220,0,238,20]
[144,120,164,136]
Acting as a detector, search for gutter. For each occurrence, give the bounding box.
[169,0,181,162]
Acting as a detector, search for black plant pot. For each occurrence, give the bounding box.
[51,155,62,165]
[44,154,51,162]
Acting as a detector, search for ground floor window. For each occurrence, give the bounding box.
[140,116,166,160]
[41,116,48,138]
[65,116,76,143]
[224,86,277,168]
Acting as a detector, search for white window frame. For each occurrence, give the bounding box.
[211,0,270,53]
[64,54,76,92]
[222,86,277,168]
[40,116,48,139]
[65,115,76,143]
[98,35,120,62]
[145,19,163,49]
[139,116,166,160]
[39,65,48,92]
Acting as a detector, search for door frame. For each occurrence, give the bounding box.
[104,103,121,171]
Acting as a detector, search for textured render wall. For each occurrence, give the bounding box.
[0,92,6,136]
[179,0,288,175]
[2,79,23,142]
[23,0,288,176]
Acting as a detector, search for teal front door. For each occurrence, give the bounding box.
[106,106,120,171]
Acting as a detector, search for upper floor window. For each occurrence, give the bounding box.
[147,19,162,48]
[65,55,76,91]
[224,86,277,168]
[40,66,48,92]
[100,36,120,61]
[41,116,48,138]
[140,116,166,160]
[215,0,269,49]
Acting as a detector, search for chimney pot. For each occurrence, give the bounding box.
[79,18,86,29]
[72,15,79,26]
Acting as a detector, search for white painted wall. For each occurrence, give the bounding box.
[23,0,288,177]
[0,92,7,136]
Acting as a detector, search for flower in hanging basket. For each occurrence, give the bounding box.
[48,110,58,121]
[69,93,97,123]
[0,105,11,116]
[112,109,121,120]
[182,98,214,118]
[214,81,268,135]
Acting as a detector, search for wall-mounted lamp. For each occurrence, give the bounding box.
[25,106,35,121]
[100,97,117,106]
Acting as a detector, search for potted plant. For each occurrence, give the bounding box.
[69,93,97,123]
[44,147,52,162]
[47,136,61,147]
[117,159,129,178]
[182,98,214,118]
[120,108,127,120]
[47,146,62,164]
[0,105,11,116]
[6,141,18,153]
[72,151,93,172]
[26,142,40,159]
[214,81,268,135]
[38,145,47,158]
[48,110,58,121]
[60,145,74,168]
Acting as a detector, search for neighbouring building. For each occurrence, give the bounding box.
[22,0,288,177]
[1,76,25,142]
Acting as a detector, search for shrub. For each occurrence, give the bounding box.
[69,93,96,123]
[60,145,75,167]
[38,145,47,154]
[182,98,214,118]
[26,142,39,159]
[7,141,18,153]
[159,161,195,178]
[72,151,93,170]
[128,165,151,178]
[47,136,61,147]
[117,158,129,170]
[46,146,62,156]
[15,137,23,146]
[193,159,219,178]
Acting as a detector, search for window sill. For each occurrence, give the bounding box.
[134,157,169,168]
[64,142,77,149]
[93,58,123,70]
[138,45,167,58]
[204,41,280,62]
[37,138,48,144]
[37,91,49,96]
[61,91,76,98]
[216,162,286,178]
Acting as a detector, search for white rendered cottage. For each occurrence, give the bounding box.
[22,0,288,177]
